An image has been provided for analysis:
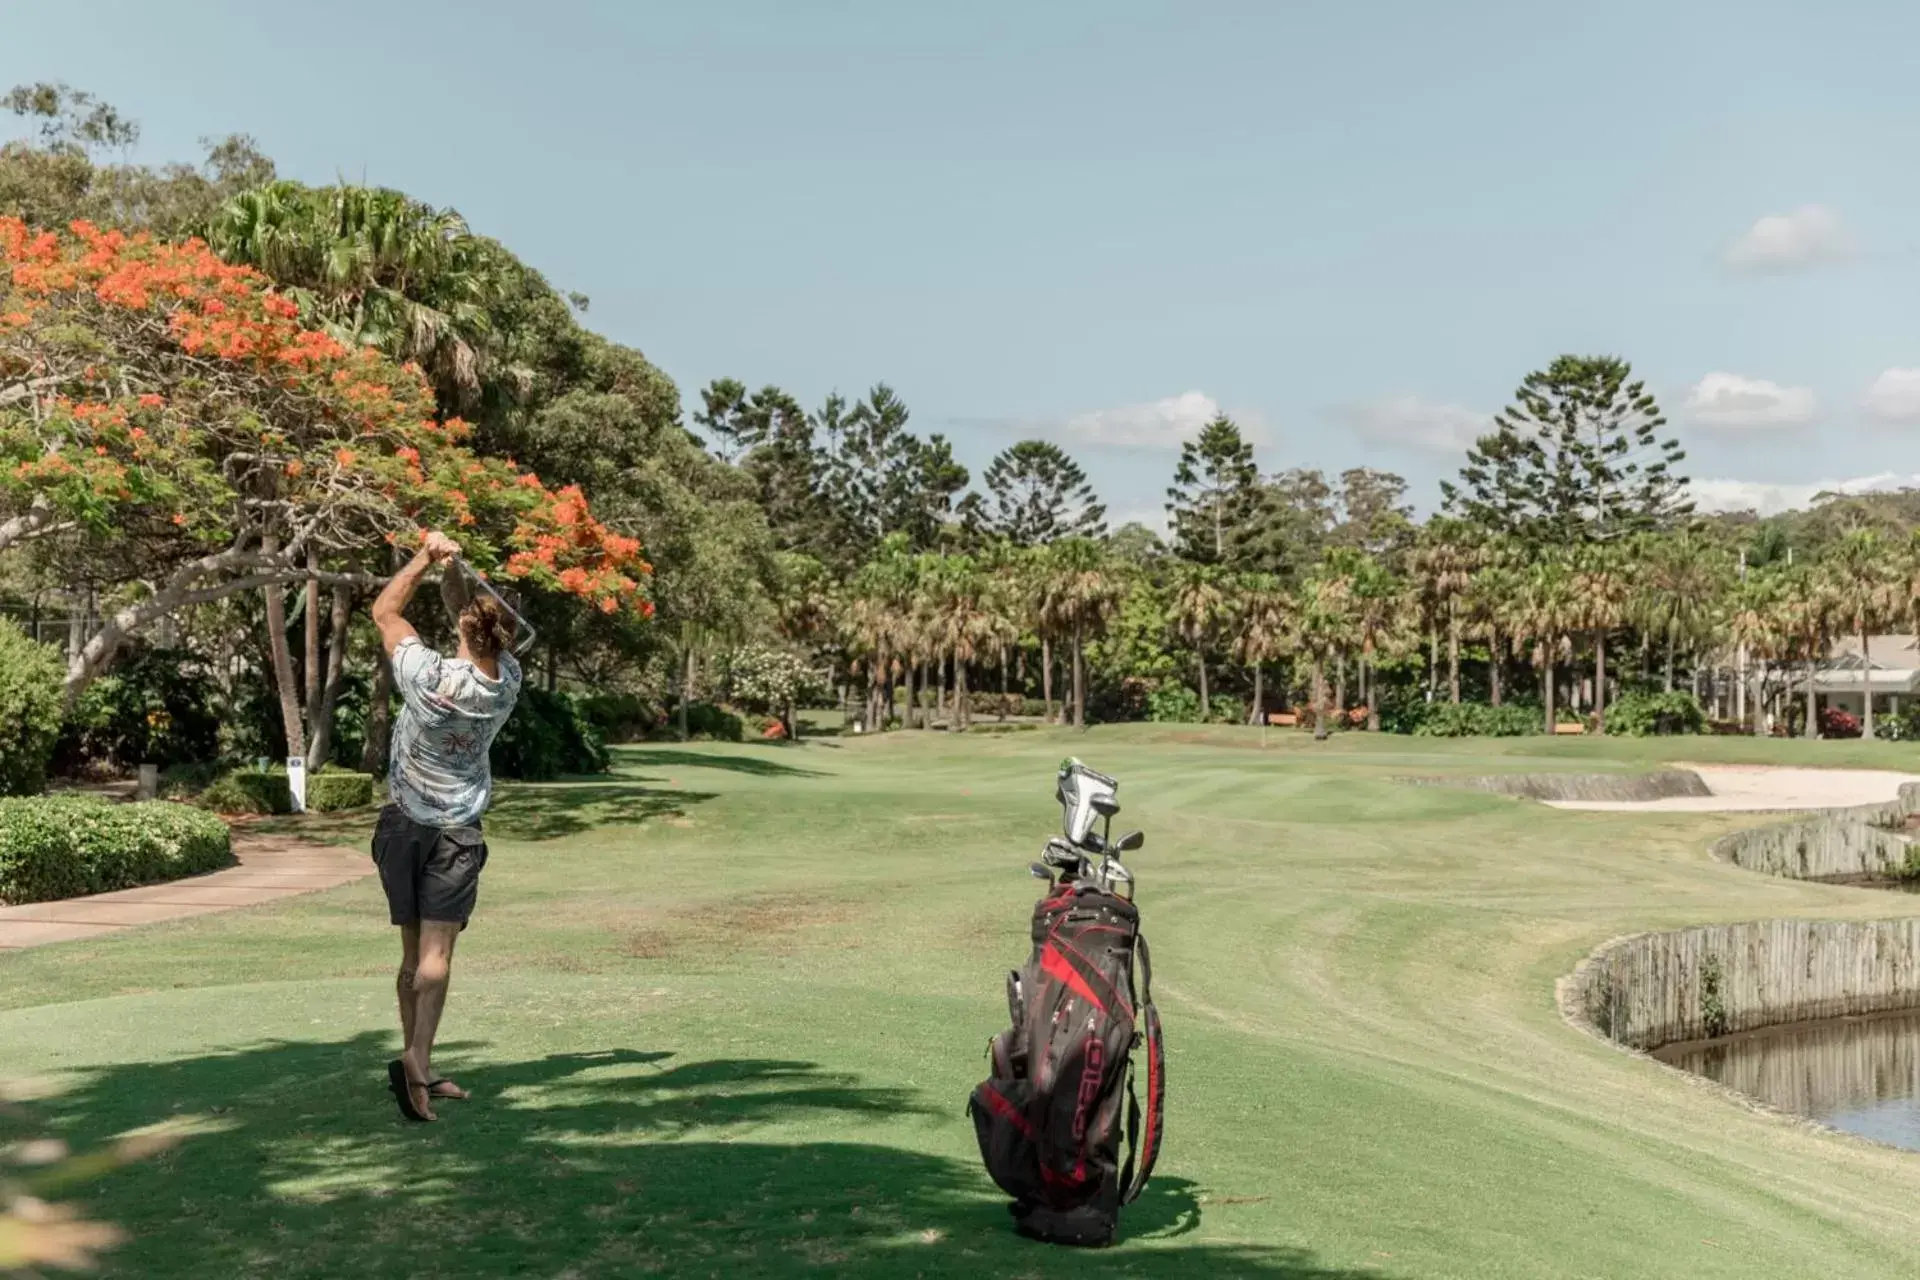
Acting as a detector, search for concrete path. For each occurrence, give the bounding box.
[0,830,371,949]
[1545,764,1920,813]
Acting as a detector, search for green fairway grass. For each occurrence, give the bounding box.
[6,728,1920,1278]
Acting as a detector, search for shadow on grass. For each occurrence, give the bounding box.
[614,748,831,779]
[43,1032,1381,1279]
[484,782,720,842]
[251,779,719,846]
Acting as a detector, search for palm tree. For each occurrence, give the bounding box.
[1229,573,1293,732]
[1345,553,1407,732]
[208,181,497,406]
[1569,545,1632,732]
[1633,533,1729,696]
[1775,564,1832,739]
[1294,567,1357,742]
[1514,557,1577,734]
[842,536,917,733]
[1725,569,1789,734]
[1408,520,1479,703]
[974,538,1026,721]
[1465,545,1524,706]
[919,555,999,731]
[1039,539,1123,729]
[1169,560,1228,716]
[1822,527,1900,739]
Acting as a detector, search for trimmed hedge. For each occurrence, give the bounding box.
[0,619,65,797]
[0,796,231,905]
[200,769,294,815]
[1604,690,1705,737]
[492,688,611,780]
[1410,702,1542,738]
[307,770,375,812]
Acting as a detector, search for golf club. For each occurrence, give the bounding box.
[446,555,539,656]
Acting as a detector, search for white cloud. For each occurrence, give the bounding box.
[1683,372,1817,430]
[1862,368,1920,424]
[1689,472,1920,517]
[1058,391,1260,450]
[1329,395,1486,454]
[1723,205,1850,272]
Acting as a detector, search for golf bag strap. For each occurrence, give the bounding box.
[1121,934,1162,1207]
[1136,934,1154,1007]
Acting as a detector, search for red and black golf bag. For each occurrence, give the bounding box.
[969,878,1165,1247]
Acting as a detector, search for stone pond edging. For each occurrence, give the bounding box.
[1560,918,1920,1052]
[1561,782,1920,1059]
[1711,781,1920,881]
[1403,769,1712,803]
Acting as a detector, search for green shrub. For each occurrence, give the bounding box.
[1147,685,1202,723]
[199,768,294,815]
[0,796,230,904]
[157,760,226,799]
[306,769,375,812]
[1209,694,1246,725]
[579,692,662,743]
[659,701,744,743]
[53,645,222,774]
[492,689,611,780]
[1411,702,1542,737]
[1605,691,1705,737]
[0,620,65,797]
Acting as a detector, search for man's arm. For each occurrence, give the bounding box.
[373,532,460,658]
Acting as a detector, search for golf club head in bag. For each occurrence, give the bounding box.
[442,556,539,657]
[1056,759,1119,848]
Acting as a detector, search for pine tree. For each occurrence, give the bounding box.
[980,440,1106,545]
[1165,414,1259,565]
[1441,355,1689,546]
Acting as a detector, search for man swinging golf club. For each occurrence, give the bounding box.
[370,530,523,1122]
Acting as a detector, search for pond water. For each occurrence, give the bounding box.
[1654,1011,1920,1151]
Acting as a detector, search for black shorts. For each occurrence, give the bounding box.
[371,805,488,928]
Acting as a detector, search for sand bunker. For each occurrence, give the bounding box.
[1544,764,1920,812]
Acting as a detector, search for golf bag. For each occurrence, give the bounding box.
[969,879,1164,1247]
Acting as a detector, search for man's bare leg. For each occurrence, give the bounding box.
[397,924,420,1052]
[401,921,461,1118]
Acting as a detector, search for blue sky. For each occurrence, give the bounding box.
[6,0,1919,526]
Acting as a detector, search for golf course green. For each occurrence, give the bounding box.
[6,728,1920,1279]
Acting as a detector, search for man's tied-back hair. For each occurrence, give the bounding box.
[459,595,514,660]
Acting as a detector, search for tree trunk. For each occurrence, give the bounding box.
[1252,663,1265,726]
[1861,629,1875,740]
[1311,659,1329,742]
[360,647,394,775]
[1663,630,1675,693]
[999,644,1010,722]
[1366,656,1380,731]
[1072,627,1087,730]
[1447,606,1461,704]
[1042,636,1055,724]
[302,550,322,719]
[262,544,306,760]
[1335,653,1346,724]
[679,645,695,740]
[1197,655,1209,722]
[936,654,947,726]
[1541,644,1556,736]
[955,658,970,732]
[305,584,351,771]
[1594,632,1608,735]
[1427,630,1438,699]
[1489,625,1503,706]
[1804,656,1818,739]
[905,664,920,729]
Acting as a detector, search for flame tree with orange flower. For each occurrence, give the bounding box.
[0,216,652,726]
